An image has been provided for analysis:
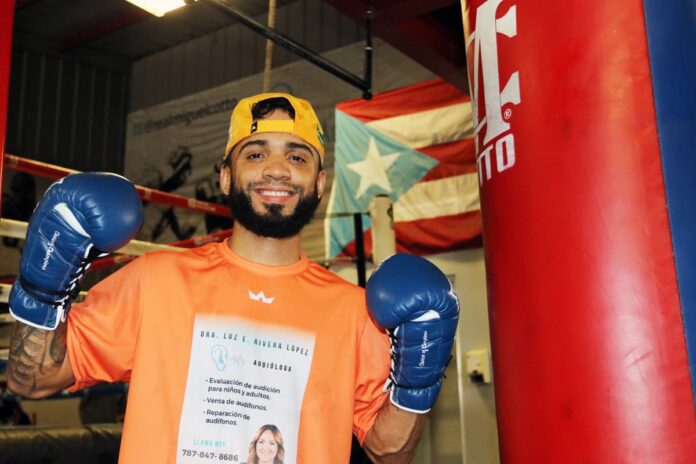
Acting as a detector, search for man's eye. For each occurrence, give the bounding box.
[288,154,307,163]
[246,152,263,159]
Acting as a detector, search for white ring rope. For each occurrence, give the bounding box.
[0,218,182,256]
[0,218,182,305]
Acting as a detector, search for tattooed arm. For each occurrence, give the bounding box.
[6,322,76,399]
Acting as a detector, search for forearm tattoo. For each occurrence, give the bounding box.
[7,322,67,394]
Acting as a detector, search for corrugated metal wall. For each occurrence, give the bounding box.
[5,48,129,173]
[130,0,364,110]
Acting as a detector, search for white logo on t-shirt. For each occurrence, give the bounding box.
[248,290,275,304]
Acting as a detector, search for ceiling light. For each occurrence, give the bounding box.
[126,0,189,17]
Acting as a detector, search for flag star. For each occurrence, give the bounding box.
[347,137,401,198]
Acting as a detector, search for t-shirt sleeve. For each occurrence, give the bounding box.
[353,312,390,445]
[66,255,146,392]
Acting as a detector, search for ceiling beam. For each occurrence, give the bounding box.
[15,0,43,10]
[377,17,468,91]
[324,0,468,93]
[373,0,458,21]
[396,17,463,65]
[12,30,132,74]
[59,8,151,51]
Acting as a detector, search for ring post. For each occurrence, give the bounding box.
[0,0,16,216]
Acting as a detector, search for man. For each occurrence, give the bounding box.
[7,93,458,463]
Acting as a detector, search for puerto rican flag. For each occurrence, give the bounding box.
[324,78,482,258]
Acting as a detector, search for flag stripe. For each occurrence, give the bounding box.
[336,78,469,121]
[339,211,483,257]
[365,103,473,149]
[418,138,478,181]
[394,173,480,222]
[394,212,483,255]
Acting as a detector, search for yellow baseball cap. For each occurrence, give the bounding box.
[223,92,326,164]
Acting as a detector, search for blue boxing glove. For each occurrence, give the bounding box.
[9,173,143,330]
[366,253,459,414]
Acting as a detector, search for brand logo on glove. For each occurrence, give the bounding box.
[419,331,430,367]
[41,231,61,271]
[466,0,521,186]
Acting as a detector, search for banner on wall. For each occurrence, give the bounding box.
[124,40,434,257]
[325,78,482,258]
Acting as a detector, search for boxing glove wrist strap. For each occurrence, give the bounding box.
[18,276,81,305]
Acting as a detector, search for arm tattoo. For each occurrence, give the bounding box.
[7,322,68,395]
[50,324,68,365]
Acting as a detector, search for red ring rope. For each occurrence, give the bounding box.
[88,229,233,272]
[4,153,232,218]
[3,153,235,274]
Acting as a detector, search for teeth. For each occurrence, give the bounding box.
[259,190,291,197]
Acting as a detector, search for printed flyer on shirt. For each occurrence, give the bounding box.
[177,315,315,464]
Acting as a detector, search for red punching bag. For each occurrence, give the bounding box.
[461,0,696,462]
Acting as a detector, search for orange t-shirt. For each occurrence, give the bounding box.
[67,241,389,463]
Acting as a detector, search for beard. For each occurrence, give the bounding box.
[227,181,321,239]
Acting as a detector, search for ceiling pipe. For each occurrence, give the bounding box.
[202,0,373,99]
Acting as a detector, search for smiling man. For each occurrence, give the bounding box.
[221,95,326,253]
[7,93,459,464]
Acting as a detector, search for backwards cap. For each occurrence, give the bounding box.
[223,92,325,164]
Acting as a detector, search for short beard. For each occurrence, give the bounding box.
[227,182,321,239]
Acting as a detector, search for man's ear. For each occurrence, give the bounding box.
[219,164,231,195]
[316,169,327,200]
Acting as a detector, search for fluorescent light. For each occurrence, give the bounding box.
[126,0,188,17]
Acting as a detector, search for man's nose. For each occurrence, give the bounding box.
[262,155,291,180]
